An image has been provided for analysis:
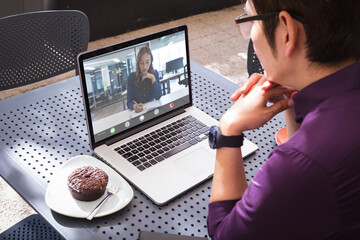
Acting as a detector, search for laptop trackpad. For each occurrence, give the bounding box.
[173,148,215,178]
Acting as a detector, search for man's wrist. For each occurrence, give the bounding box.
[219,121,244,136]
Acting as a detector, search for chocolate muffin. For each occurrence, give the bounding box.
[67,166,109,201]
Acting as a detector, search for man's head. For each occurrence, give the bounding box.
[249,0,360,66]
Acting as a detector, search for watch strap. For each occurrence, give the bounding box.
[209,125,244,149]
[216,132,244,148]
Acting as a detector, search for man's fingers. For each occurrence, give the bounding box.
[230,73,263,101]
[263,87,296,101]
[266,98,292,117]
[230,88,243,101]
[261,80,277,91]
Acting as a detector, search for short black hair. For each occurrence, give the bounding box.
[251,0,360,66]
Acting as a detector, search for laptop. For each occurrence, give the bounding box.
[77,25,258,205]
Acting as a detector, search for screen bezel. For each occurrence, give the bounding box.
[77,25,192,149]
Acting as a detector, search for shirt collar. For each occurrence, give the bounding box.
[293,60,360,123]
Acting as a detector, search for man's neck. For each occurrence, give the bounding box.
[295,58,357,90]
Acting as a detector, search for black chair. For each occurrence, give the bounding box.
[0,10,89,239]
[0,10,89,91]
[247,39,264,76]
[0,214,64,240]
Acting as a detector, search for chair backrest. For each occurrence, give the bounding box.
[0,10,89,91]
[247,39,264,76]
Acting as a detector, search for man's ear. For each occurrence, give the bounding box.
[278,11,300,57]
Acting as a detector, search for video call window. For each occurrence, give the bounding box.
[82,31,190,141]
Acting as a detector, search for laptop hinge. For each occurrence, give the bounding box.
[105,107,186,146]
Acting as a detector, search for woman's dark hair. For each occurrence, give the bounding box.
[135,46,155,89]
[250,0,360,66]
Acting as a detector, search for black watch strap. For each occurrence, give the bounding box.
[209,126,244,149]
[216,132,244,148]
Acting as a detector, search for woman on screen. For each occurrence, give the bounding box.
[127,46,162,113]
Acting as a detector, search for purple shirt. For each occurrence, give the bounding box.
[208,61,360,240]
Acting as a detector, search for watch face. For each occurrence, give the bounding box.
[208,126,217,149]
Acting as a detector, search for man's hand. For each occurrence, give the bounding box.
[219,74,295,136]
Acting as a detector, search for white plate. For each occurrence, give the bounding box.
[45,155,134,218]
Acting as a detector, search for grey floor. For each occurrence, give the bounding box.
[0,3,249,232]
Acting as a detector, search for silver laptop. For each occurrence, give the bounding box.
[77,25,258,205]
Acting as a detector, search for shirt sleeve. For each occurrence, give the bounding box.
[152,70,162,100]
[207,146,338,240]
[126,73,136,110]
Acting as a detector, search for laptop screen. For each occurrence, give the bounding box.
[78,26,191,146]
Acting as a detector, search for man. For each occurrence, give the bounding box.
[207,0,360,239]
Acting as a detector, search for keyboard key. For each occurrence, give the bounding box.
[131,149,139,154]
[137,165,146,171]
[117,149,125,155]
[155,155,165,162]
[132,160,141,166]
[184,136,191,141]
[155,144,162,149]
[199,127,209,134]
[128,155,139,162]
[128,144,136,149]
[123,147,131,152]
[162,142,191,158]
[123,152,133,158]
[188,134,195,139]
[139,158,147,163]
[144,162,152,168]
[150,159,158,165]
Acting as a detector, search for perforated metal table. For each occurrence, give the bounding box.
[0,60,284,240]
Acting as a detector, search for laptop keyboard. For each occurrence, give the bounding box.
[114,115,210,171]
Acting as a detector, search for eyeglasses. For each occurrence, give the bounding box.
[235,11,305,39]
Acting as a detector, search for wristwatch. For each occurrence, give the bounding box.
[208,125,244,149]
